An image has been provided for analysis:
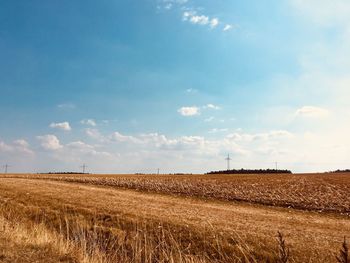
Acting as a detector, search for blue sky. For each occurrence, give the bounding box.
[1,0,349,173]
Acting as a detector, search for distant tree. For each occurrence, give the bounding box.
[206,168,292,175]
[329,169,350,174]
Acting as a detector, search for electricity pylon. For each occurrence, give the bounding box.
[225,154,232,171]
[80,164,87,174]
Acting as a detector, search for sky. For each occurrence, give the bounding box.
[0,0,350,174]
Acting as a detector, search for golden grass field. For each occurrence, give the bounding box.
[0,173,349,262]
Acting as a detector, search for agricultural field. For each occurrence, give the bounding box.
[7,172,350,215]
[0,173,349,262]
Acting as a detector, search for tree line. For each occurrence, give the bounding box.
[207,168,292,175]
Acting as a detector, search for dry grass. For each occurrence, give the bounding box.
[0,195,256,263]
[0,214,105,263]
[0,174,349,262]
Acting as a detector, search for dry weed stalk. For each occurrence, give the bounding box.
[277,231,289,263]
[337,237,349,263]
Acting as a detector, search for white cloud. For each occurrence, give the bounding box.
[13,139,34,155]
[37,135,63,151]
[204,104,221,110]
[14,127,320,173]
[107,130,293,158]
[295,106,330,119]
[223,24,232,31]
[162,0,188,4]
[0,139,34,155]
[111,132,141,144]
[66,141,94,150]
[0,141,13,152]
[161,2,234,32]
[33,137,114,168]
[178,106,201,116]
[210,18,219,28]
[209,128,228,134]
[13,139,29,148]
[190,14,209,25]
[50,122,71,131]
[227,130,294,142]
[186,88,198,93]
[183,11,220,29]
[85,128,105,142]
[204,116,214,122]
[45,141,113,164]
[158,0,188,10]
[177,104,219,117]
[57,103,76,110]
[80,119,97,127]
[183,11,193,20]
[164,3,172,9]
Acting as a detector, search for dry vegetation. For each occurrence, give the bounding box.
[8,172,350,215]
[0,173,349,262]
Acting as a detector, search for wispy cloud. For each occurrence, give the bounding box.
[177,104,220,117]
[227,130,294,142]
[295,106,330,119]
[223,24,233,31]
[183,11,220,29]
[57,103,76,110]
[203,104,221,110]
[208,128,228,134]
[13,139,29,148]
[50,122,71,131]
[111,132,142,144]
[186,88,198,93]
[157,0,188,10]
[0,139,34,155]
[80,119,97,127]
[178,106,201,116]
[13,139,34,155]
[157,1,235,32]
[0,141,13,152]
[85,128,105,142]
[204,116,214,122]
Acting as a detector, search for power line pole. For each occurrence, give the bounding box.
[275,162,278,171]
[3,164,10,174]
[157,168,160,175]
[225,154,232,171]
[80,164,87,174]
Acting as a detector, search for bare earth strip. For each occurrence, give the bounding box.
[0,178,349,262]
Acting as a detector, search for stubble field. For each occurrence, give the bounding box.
[0,173,349,262]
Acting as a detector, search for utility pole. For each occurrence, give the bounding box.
[3,164,10,174]
[275,162,278,172]
[157,168,160,175]
[225,154,232,171]
[80,164,87,174]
